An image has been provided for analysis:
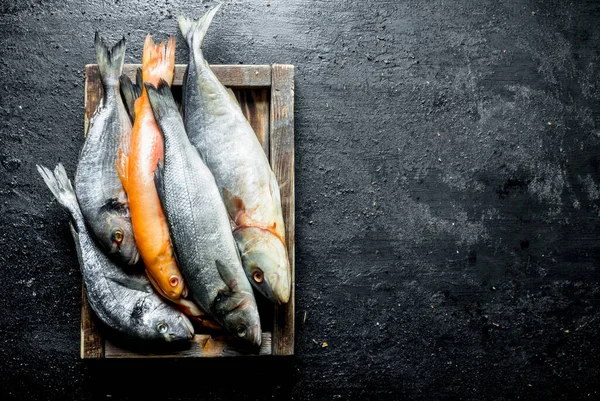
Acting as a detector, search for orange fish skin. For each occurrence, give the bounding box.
[117,35,185,301]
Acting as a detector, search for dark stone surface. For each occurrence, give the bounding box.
[1,0,599,399]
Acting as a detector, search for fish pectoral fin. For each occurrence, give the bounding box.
[106,274,153,294]
[115,149,130,191]
[215,260,239,291]
[177,298,206,318]
[154,159,167,211]
[222,188,247,225]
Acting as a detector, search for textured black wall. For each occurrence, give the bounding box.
[1,0,599,399]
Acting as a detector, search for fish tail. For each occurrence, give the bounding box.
[145,80,179,122]
[37,164,83,221]
[178,3,222,52]
[119,71,141,122]
[142,34,176,87]
[94,32,126,87]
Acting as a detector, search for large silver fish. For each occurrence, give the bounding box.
[178,4,291,304]
[38,164,194,342]
[75,33,138,265]
[145,81,261,347]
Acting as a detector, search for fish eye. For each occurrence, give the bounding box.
[252,270,264,283]
[111,229,124,245]
[157,322,168,334]
[169,275,180,287]
[235,325,247,337]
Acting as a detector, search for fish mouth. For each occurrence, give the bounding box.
[128,249,140,265]
[165,315,194,342]
[265,273,290,305]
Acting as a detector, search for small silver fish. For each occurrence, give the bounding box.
[75,33,138,265]
[145,81,261,347]
[179,4,291,304]
[38,163,194,342]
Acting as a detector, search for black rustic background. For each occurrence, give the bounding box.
[1,0,599,399]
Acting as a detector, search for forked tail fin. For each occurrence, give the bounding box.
[142,34,176,87]
[120,68,142,123]
[37,164,83,224]
[94,32,126,87]
[178,3,222,51]
[145,80,179,122]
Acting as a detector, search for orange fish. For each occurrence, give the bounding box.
[117,34,200,316]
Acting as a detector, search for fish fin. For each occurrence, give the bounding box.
[212,288,252,319]
[189,314,223,330]
[222,188,246,224]
[178,3,222,51]
[37,163,82,220]
[177,298,206,318]
[177,15,195,47]
[94,32,125,87]
[153,159,166,213]
[215,260,239,291]
[142,34,176,87]
[145,80,179,122]
[225,87,240,107]
[107,274,153,294]
[136,67,142,90]
[119,74,141,123]
[116,149,130,191]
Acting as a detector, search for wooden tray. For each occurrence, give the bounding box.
[81,64,295,358]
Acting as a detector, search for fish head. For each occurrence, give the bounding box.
[98,211,139,266]
[212,289,262,348]
[234,227,291,305]
[146,263,186,301]
[144,302,195,342]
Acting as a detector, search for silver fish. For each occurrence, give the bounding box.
[75,33,138,265]
[179,4,291,304]
[145,81,261,347]
[37,164,194,342]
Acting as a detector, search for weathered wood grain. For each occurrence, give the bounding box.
[81,66,104,359]
[109,64,272,88]
[269,65,295,356]
[83,65,102,136]
[81,64,293,358]
[104,333,272,358]
[80,287,104,358]
[235,89,270,157]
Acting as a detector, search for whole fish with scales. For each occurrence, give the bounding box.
[178,4,291,304]
[146,80,262,347]
[38,163,194,342]
[75,33,138,265]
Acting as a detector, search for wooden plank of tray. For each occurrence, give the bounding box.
[81,64,294,358]
[104,333,272,358]
[116,64,272,88]
[270,65,295,356]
